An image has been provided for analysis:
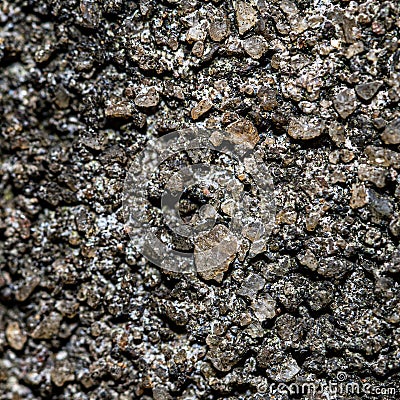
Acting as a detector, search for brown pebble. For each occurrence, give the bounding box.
[209,16,230,42]
[333,88,357,119]
[226,119,259,148]
[381,118,400,145]
[51,360,75,387]
[287,117,324,140]
[257,87,278,111]
[192,41,205,58]
[186,22,207,44]
[134,87,160,108]
[358,164,387,188]
[350,184,368,209]
[15,276,40,302]
[31,312,62,339]
[243,36,267,59]
[105,100,135,119]
[6,322,27,350]
[195,224,238,282]
[234,1,258,35]
[365,146,400,168]
[191,99,213,120]
[355,81,382,101]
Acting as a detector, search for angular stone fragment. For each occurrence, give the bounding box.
[105,100,135,119]
[257,87,278,111]
[186,22,208,43]
[298,249,318,271]
[224,36,244,56]
[355,81,382,100]
[358,164,387,188]
[276,314,303,342]
[238,273,266,297]
[276,208,297,225]
[226,119,259,148]
[191,99,213,120]
[192,41,204,57]
[306,208,324,231]
[381,118,400,144]
[287,117,324,140]
[341,16,357,43]
[51,360,75,387]
[234,1,258,35]
[31,312,62,339]
[306,205,329,232]
[368,189,393,217]
[206,333,248,371]
[243,36,267,59]
[251,295,276,321]
[266,355,300,382]
[257,344,300,381]
[15,276,40,302]
[333,88,357,119]
[328,122,346,145]
[165,302,188,326]
[280,0,298,15]
[317,258,351,278]
[194,224,238,282]
[345,41,364,58]
[80,0,101,28]
[163,81,184,100]
[350,183,368,209]
[365,146,400,169]
[209,16,230,42]
[134,87,160,108]
[106,95,146,125]
[340,149,355,163]
[56,300,80,319]
[54,86,71,109]
[6,322,27,350]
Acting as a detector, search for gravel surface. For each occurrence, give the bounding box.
[1,0,400,399]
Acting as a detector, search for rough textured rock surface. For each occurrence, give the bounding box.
[1,0,400,399]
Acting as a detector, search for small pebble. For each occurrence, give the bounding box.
[6,322,27,350]
[381,118,400,144]
[234,1,258,35]
[134,87,160,108]
[355,81,382,101]
[226,119,259,148]
[191,99,213,120]
[333,88,357,119]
